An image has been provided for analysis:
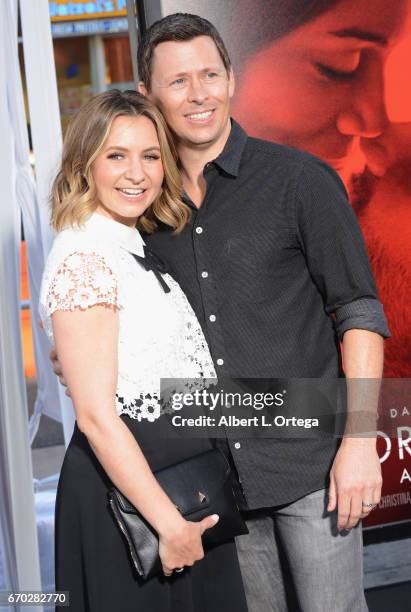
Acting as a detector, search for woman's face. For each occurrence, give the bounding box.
[92,115,164,227]
[233,0,410,180]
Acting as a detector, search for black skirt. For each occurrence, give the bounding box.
[55,415,248,611]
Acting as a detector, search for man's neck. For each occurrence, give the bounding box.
[177,119,231,208]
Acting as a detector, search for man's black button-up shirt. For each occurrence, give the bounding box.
[145,120,390,509]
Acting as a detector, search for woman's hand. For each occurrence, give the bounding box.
[159,514,219,576]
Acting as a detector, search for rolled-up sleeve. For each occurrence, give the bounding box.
[294,159,390,340]
[334,298,390,339]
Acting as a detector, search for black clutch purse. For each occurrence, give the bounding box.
[108,448,248,579]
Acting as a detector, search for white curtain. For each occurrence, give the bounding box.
[0,0,42,603]
[18,0,75,444]
[18,0,70,441]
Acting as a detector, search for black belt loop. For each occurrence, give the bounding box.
[131,247,171,294]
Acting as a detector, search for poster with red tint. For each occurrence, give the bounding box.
[229,0,411,529]
[366,430,411,527]
[228,1,411,382]
[368,378,411,526]
[155,0,411,527]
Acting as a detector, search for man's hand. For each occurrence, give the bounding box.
[327,438,382,531]
[330,330,384,530]
[50,348,71,396]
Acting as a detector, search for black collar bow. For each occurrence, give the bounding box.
[131,246,170,293]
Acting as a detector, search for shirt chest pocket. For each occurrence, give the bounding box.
[218,231,299,304]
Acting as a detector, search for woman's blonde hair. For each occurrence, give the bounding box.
[50,89,190,233]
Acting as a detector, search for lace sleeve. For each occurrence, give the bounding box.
[46,251,120,314]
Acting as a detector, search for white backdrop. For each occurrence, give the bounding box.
[20,0,75,444]
[0,0,43,604]
[0,0,76,603]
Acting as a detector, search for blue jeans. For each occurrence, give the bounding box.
[235,488,368,612]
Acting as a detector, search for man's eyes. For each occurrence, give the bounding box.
[170,72,219,86]
[170,78,185,86]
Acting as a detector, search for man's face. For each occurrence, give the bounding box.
[140,36,234,148]
[232,0,409,180]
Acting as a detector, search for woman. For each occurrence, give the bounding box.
[39,90,248,612]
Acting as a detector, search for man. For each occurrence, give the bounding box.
[52,12,389,612]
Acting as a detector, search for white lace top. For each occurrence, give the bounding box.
[39,212,216,421]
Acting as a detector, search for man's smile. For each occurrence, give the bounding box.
[184,109,216,123]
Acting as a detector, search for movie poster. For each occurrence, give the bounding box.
[151,0,411,527]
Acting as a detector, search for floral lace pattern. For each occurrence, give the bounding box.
[116,391,162,422]
[46,252,119,313]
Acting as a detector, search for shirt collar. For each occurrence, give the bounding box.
[85,212,146,256]
[212,119,248,177]
[181,119,248,207]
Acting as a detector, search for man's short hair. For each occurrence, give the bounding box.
[137,13,232,91]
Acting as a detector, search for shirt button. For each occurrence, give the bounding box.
[201,271,208,279]
[234,442,241,450]
[209,314,216,322]
[195,226,203,234]
[216,358,224,366]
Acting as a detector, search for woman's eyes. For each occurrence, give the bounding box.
[315,62,358,80]
[106,153,160,162]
